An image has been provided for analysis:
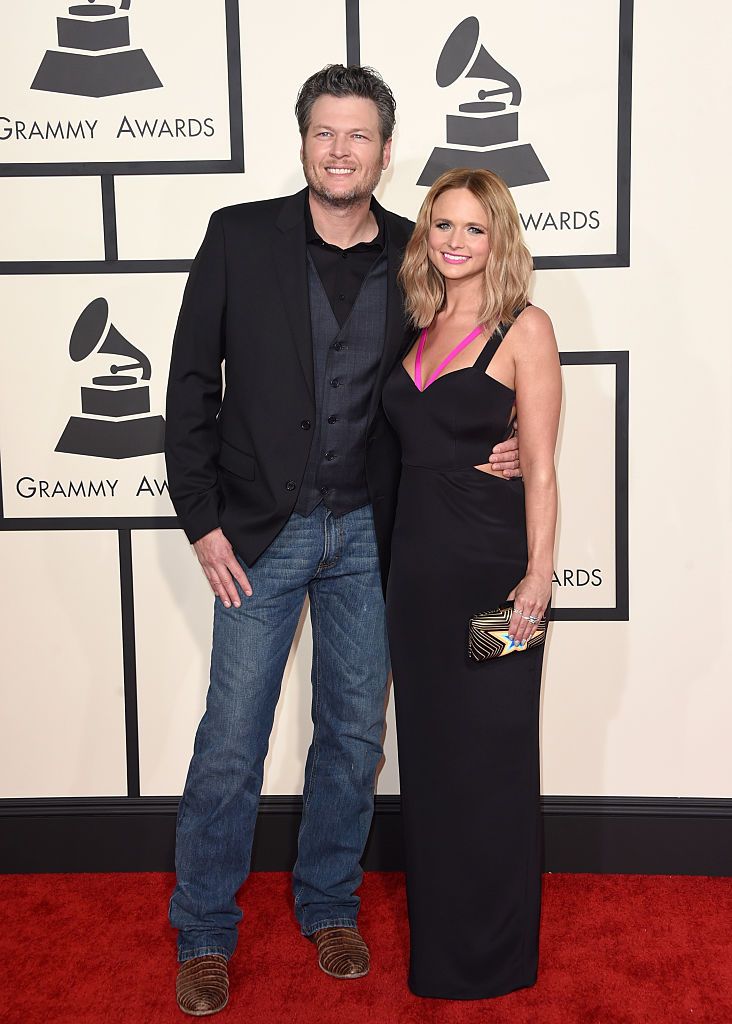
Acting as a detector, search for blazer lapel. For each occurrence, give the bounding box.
[274,189,314,401]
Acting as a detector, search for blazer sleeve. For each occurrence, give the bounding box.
[165,209,227,545]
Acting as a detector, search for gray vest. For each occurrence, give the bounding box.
[295,250,388,516]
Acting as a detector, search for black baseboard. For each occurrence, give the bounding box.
[1,796,730,876]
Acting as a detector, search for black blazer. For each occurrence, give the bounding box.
[165,188,415,586]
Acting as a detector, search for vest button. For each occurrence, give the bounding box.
[285,480,296,491]
[330,378,340,388]
[324,450,336,461]
[300,419,311,430]
[320,486,330,495]
[327,415,337,424]
[333,342,343,351]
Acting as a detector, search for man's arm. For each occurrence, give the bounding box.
[165,209,226,541]
[165,210,251,608]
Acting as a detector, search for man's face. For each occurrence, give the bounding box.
[300,95,392,209]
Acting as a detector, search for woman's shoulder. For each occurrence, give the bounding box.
[514,303,552,332]
[510,304,556,348]
[509,305,556,342]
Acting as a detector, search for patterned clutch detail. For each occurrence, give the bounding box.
[468,602,547,662]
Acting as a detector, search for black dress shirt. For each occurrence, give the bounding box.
[305,199,385,326]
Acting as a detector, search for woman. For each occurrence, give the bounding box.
[382,168,561,999]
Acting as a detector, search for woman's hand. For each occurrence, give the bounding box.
[507,573,551,644]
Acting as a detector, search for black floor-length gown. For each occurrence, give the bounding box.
[382,318,545,1000]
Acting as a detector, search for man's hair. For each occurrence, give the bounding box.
[295,65,396,144]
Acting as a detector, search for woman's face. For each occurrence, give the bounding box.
[427,188,491,282]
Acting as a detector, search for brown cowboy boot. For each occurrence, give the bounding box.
[176,954,229,1016]
[311,927,370,979]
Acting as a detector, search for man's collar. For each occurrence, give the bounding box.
[304,192,385,250]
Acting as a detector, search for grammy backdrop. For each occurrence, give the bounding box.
[1,0,730,875]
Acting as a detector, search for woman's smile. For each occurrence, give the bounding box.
[441,251,471,265]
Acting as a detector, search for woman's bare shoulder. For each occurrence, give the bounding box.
[511,305,557,355]
[515,304,553,333]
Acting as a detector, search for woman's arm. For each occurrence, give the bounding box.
[506,306,562,643]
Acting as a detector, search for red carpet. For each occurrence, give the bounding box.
[0,872,730,1024]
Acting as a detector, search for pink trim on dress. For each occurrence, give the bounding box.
[415,325,485,392]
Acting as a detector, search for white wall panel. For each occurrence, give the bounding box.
[0,530,126,797]
[133,530,212,796]
[535,1,732,795]
[0,275,183,520]
[363,0,622,260]
[0,178,103,262]
[0,0,730,805]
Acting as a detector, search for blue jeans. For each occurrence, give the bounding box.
[169,504,390,962]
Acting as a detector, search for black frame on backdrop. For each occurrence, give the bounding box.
[0,0,633,274]
[0,0,243,276]
[0,347,630,809]
[554,351,629,622]
[1,0,628,797]
[350,0,634,271]
[5,1,724,878]
[0,0,244,181]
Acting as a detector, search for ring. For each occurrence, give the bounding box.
[520,612,532,620]
[527,615,538,624]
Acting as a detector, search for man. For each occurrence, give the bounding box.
[165,64,521,1016]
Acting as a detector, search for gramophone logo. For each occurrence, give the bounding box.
[55,297,166,459]
[31,0,162,98]
[419,16,548,189]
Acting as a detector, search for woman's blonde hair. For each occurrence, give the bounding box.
[398,168,533,329]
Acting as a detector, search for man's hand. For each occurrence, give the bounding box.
[489,424,521,478]
[193,527,252,608]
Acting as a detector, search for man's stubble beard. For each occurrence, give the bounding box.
[303,158,385,210]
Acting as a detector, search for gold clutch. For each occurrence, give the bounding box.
[468,601,547,662]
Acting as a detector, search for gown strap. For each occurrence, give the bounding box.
[473,305,531,374]
[473,324,509,374]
